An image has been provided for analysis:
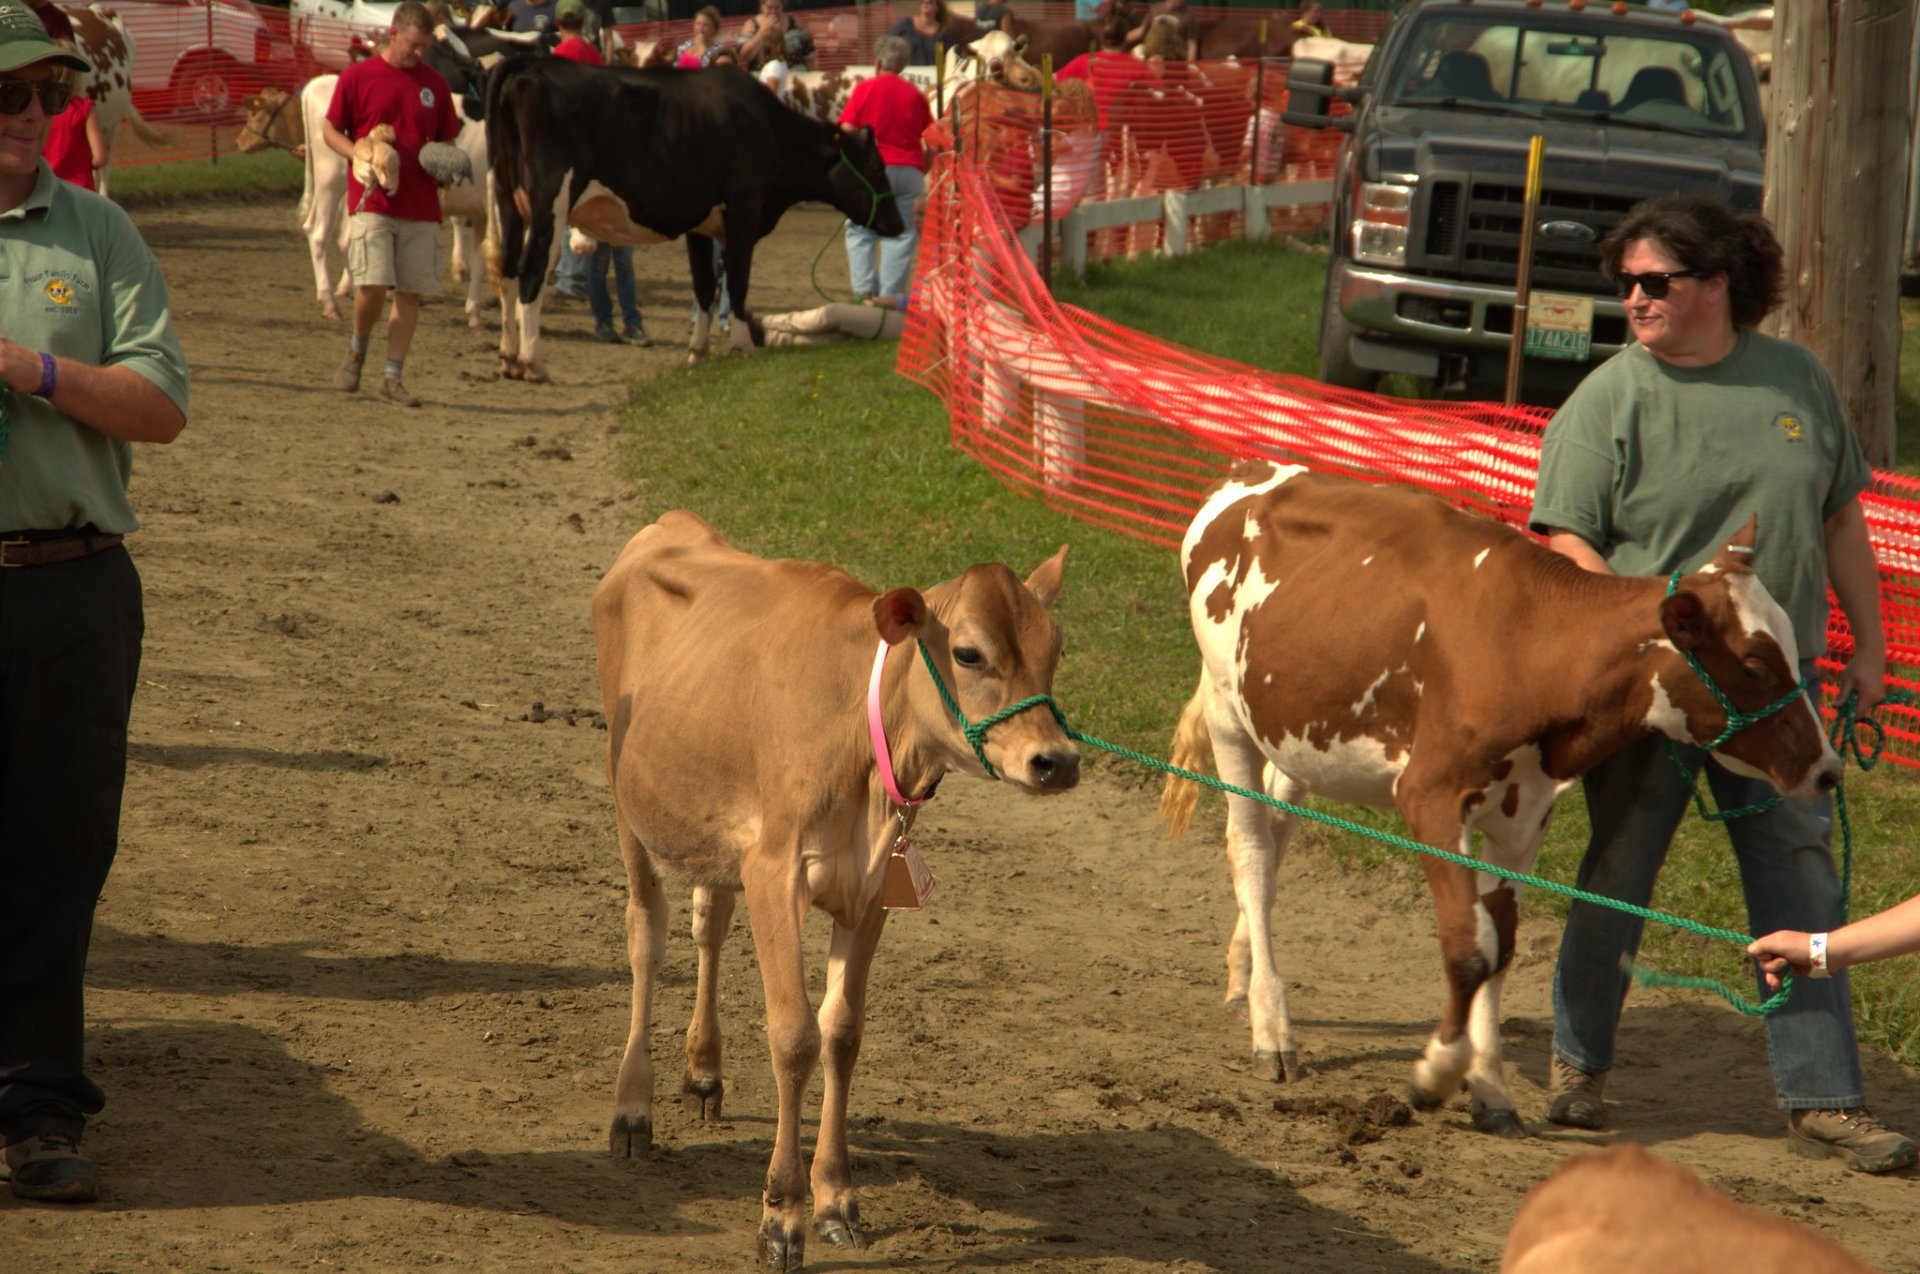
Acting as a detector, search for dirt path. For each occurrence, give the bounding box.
[7,200,1917,1272]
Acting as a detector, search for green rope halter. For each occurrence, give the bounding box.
[915,639,1065,779]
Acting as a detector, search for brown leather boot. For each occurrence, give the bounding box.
[1788,1108,1919,1173]
[1545,1055,1608,1129]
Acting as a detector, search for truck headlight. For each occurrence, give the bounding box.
[1351,181,1413,267]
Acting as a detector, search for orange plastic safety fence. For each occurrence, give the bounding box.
[898,153,1920,772]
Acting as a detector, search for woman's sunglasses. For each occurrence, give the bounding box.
[1613,269,1702,300]
[0,79,74,116]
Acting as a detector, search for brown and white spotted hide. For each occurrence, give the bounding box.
[68,5,171,197]
[782,34,1038,125]
[593,510,1077,1270]
[1159,461,1838,1135]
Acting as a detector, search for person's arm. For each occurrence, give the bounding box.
[1748,893,1920,990]
[1824,497,1887,712]
[1545,528,1612,575]
[0,336,184,443]
[84,108,107,173]
[322,118,355,161]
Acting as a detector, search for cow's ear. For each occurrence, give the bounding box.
[1660,590,1708,653]
[1708,514,1759,571]
[1024,545,1069,609]
[873,587,928,645]
[1014,33,1029,53]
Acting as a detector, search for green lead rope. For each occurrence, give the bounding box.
[915,630,1910,1017]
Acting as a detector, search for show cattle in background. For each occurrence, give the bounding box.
[592,510,1077,1271]
[481,54,903,379]
[66,4,172,196]
[782,31,1041,126]
[1160,462,1840,1133]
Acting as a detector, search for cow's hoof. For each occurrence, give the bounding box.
[756,1219,803,1271]
[523,366,551,385]
[500,359,524,380]
[1252,1049,1283,1083]
[1470,1101,1526,1138]
[608,1112,652,1158]
[683,1073,724,1120]
[1222,990,1248,1010]
[1280,1049,1305,1083]
[321,305,341,321]
[1406,1083,1446,1113]
[813,1201,864,1249]
[686,350,708,367]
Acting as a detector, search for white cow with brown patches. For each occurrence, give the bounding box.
[66,5,172,197]
[1161,461,1839,1134]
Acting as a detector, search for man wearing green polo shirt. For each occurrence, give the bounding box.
[0,0,188,1204]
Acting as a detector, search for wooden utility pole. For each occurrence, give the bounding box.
[1762,0,1916,468]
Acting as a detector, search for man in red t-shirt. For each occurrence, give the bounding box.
[838,34,933,300]
[324,1,460,407]
[550,0,600,63]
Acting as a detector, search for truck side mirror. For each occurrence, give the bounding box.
[1282,58,1337,129]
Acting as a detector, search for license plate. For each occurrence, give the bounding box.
[1523,291,1594,362]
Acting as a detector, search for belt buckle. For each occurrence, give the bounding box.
[0,537,30,568]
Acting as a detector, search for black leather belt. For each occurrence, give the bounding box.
[0,529,125,568]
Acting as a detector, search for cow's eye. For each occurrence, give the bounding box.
[1741,659,1768,683]
[953,645,984,669]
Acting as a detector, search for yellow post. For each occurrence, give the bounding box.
[1503,134,1546,407]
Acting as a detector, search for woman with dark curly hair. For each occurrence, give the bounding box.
[1529,194,1915,1176]
[888,0,950,67]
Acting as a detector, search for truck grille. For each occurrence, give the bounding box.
[1426,181,1643,292]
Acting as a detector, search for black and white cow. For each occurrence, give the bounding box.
[481,54,904,379]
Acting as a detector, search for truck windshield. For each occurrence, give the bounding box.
[1384,15,1752,138]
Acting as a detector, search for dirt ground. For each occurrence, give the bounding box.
[6,199,1919,1273]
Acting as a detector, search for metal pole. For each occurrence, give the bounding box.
[1503,134,1545,407]
[1040,55,1054,289]
[206,0,218,163]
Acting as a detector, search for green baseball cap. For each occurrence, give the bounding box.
[556,0,586,24]
[0,0,90,74]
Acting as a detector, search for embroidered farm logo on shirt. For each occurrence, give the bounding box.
[1774,412,1804,442]
[43,277,74,306]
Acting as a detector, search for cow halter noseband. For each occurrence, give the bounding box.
[868,637,1065,783]
[240,93,300,153]
[836,152,894,228]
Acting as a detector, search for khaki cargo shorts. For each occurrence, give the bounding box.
[347,212,440,295]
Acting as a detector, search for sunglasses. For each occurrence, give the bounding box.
[1613,269,1702,300]
[0,79,73,116]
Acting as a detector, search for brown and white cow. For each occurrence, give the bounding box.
[1501,1144,1877,1272]
[67,4,171,197]
[593,510,1078,1271]
[1160,462,1839,1133]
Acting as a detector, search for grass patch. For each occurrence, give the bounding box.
[613,237,1920,1066]
[112,149,305,208]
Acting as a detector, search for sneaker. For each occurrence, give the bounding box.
[336,351,364,393]
[594,322,626,344]
[1788,1107,1919,1173]
[381,377,422,408]
[1545,1056,1608,1129]
[6,1132,98,1202]
[621,324,652,348]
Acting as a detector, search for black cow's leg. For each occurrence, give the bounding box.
[686,234,716,364]
[723,205,761,355]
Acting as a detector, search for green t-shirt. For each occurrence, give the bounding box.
[0,163,189,534]
[1528,329,1870,655]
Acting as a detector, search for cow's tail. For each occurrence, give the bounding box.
[480,56,528,292]
[122,105,171,148]
[1159,667,1214,838]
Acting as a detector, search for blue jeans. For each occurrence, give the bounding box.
[587,243,641,329]
[555,236,590,296]
[1553,661,1864,1108]
[845,164,923,301]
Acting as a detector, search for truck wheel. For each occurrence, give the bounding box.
[172,53,242,120]
[1318,268,1381,394]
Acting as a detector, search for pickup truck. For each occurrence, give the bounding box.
[1284,0,1767,401]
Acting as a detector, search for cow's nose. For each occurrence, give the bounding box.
[1815,763,1840,795]
[1028,748,1081,791]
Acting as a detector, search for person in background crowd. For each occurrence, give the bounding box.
[0,0,189,1205]
[1127,0,1196,60]
[675,5,724,67]
[840,32,931,301]
[324,0,461,406]
[708,42,740,67]
[1751,893,1920,991]
[41,64,101,188]
[1530,194,1917,1176]
[508,0,558,35]
[1056,10,1143,131]
[552,0,597,61]
[1290,2,1328,38]
[737,0,812,85]
[974,0,1011,38]
[755,292,912,346]
[888,0,949,67]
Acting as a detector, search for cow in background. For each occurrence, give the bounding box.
[593,510,1077,1270]
[1160,463,1839,1133]
[66,5,172,197]
[482,55,902,377]
[1502,1145,1876,1272]
[782,32,1041,126]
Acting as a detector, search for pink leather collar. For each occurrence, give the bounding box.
[869,638,928,807]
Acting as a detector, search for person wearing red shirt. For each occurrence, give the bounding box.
[42,91,102,189]
[323,1,460,406]
[551,0,601,64]
[839,34,933,300]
